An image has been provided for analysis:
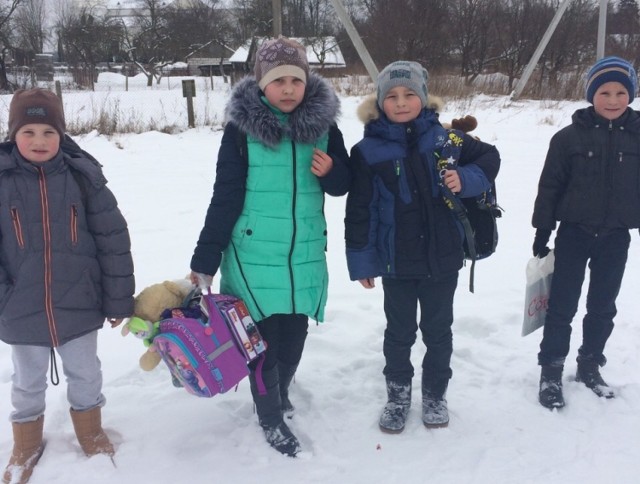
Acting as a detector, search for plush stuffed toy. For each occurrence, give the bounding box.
[122,279,193,371]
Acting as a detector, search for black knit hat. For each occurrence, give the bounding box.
[8,88,65,141]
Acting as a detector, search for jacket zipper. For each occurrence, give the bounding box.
[37,167,59,347]
[70,204,78,246]
[10,207,25,249]
[288,141,297,313]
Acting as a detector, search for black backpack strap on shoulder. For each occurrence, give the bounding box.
[436,130,476,292]
[440,183,476,293]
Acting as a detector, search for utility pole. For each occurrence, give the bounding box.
[328,0,378,80]
[272,0,282,38]
[511,0,610,100]
[510,0,572,100]
[596,0,607,59]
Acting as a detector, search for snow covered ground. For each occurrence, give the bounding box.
[0,75,638,484]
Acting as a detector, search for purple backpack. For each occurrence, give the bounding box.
[153,293,266,398]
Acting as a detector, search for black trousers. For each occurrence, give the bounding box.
[249,313,309,373]
[381,273,458,393]
[538,223,630,366]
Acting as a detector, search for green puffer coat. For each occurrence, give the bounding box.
[220,129,329,321]
[190,73,350,323]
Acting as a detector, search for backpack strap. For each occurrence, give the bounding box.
[435,130,477,293]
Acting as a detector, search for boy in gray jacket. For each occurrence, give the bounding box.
[0,88,134,483]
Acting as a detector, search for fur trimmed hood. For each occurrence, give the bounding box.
[225,72,340,147]
[356,93,444,124]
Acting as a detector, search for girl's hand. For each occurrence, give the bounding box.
[311,149,333,177]
[108,318,124,328]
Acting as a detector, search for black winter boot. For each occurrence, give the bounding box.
[379,380,411,434]
[278,362,298,417]
[539,365,565,409]
[249,367,301,457]
[576,352,614,399]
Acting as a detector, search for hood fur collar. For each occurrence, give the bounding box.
[356,93,444,124]
[225,73,340,147]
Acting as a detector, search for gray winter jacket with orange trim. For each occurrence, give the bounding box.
[0,136,134,347]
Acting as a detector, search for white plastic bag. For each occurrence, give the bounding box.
[522,250,554,336]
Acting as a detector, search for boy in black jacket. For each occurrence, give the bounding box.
[532,56,640,409]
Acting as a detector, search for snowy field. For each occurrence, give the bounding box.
[0,74,639,484]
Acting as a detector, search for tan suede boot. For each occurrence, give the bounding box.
[2,416,45,484]
[69,407,114,457]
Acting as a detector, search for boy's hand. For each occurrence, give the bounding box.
[443,169,461,193]
[311,148,333,177]
[108,318,124,328]
[358,278,376,289]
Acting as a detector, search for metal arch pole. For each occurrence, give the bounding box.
[328,0,379,80]
[596,0,607,59]
[510,0,573,100]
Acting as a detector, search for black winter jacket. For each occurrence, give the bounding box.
[0,137,135,346]
[533,107,640,232]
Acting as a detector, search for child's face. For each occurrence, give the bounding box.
[593,81,630,120]
[263,76,306,113]
[382,86,423,123]
[15,123,61,163]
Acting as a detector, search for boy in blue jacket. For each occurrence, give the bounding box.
[345,61,500,433]
[532,56,640,409]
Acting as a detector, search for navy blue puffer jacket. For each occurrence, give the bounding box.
[345,98,500,280]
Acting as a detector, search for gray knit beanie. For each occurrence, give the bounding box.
[377,61,428,109]
[254,36,309,91]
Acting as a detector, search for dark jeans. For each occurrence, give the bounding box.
[382,273,458,393]
[249,314,309,373]
[538,223,630,366]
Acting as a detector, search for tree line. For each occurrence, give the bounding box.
[0,0,639,96]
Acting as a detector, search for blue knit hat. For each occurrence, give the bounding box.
[585,56,637,103]
[377,61,428,109]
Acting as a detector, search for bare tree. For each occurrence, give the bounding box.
[124,0,174,86]
[58,6,124,89]
[448,0,495,82]
[0,0,24,91]
[163,0,233,61]
[13,0,46,55]
[229,0,273,40]
[359,0,449,69]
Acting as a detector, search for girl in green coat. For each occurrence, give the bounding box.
[190,37,350,457]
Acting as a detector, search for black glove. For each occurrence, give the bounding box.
[532,229,552,257]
